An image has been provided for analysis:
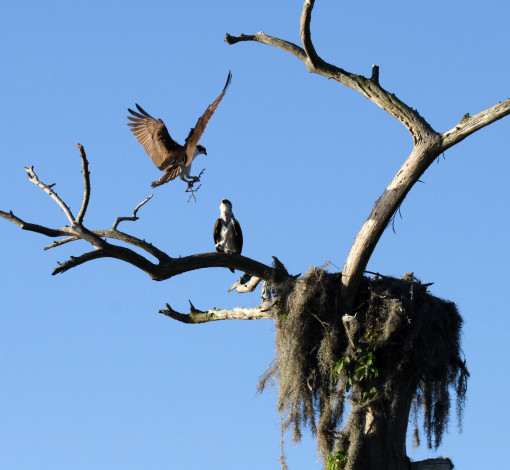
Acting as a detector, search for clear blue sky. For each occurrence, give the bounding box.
[1,1,509,469]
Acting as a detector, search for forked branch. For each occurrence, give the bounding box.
[226,5,436,144]
[0,145,289,286]
[111,194,153,230]
[226,0,510,310]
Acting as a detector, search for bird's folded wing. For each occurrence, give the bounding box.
[213,218,222,249]
[233,218,243,253]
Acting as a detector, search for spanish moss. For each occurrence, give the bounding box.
[259,268,468,470]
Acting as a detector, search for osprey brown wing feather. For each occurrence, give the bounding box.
[213,218,223,250]
[127,104,182,170]
[232,218,243,254]
[184,71,232,166]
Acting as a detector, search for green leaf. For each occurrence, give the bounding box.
[346,377,352,392]
[334,356,350,375]
[326,451,347,470]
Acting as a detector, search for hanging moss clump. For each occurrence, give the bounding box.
[258,268,469,470]
[258,267,346,457]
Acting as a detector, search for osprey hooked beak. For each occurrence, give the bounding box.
[196,144,207,156]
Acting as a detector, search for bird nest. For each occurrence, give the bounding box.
[258,268,468,469]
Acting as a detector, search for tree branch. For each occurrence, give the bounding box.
[75,143,90,225]
[44,195,169,262]
[0,210,73,238]
[225,32,307,62]
[159,301,276,324]
[95,228,171,262]
[300,0,321,68]
[155,253,284,283]
[1,146,289,284]
[54,250,108,275]
[24,166,75,224]
[226,3,437,145]
[111,195,153,230]
[441,99,510,150]
[228,273,262,293]
[2,202,283,279]
[45,236,79,250]
[226,0,510,312]
[341,138,443,307]
[342,99,510,307]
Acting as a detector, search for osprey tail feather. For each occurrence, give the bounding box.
[151,171,174,188]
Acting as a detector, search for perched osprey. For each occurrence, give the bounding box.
[127,71,232,188]
[214,199,243,273]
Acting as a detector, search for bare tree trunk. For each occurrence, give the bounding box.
[360,376,417,470]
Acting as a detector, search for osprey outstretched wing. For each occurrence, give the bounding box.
[184,71,232,165]
[127,71,232,188]
[127,105,181,170]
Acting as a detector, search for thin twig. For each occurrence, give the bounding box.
[185,169,205,203]
[24,166,75,224]
[390,204,402,234]
[111,195,153,230]
[342,314,358,352]
[45,236,79,250]
[75,143,90,225]
[186,183,202,203]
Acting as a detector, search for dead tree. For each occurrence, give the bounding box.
[1,2,509,470]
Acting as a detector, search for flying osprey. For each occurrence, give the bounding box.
[127,71,232,188]
[214,199,243,273]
